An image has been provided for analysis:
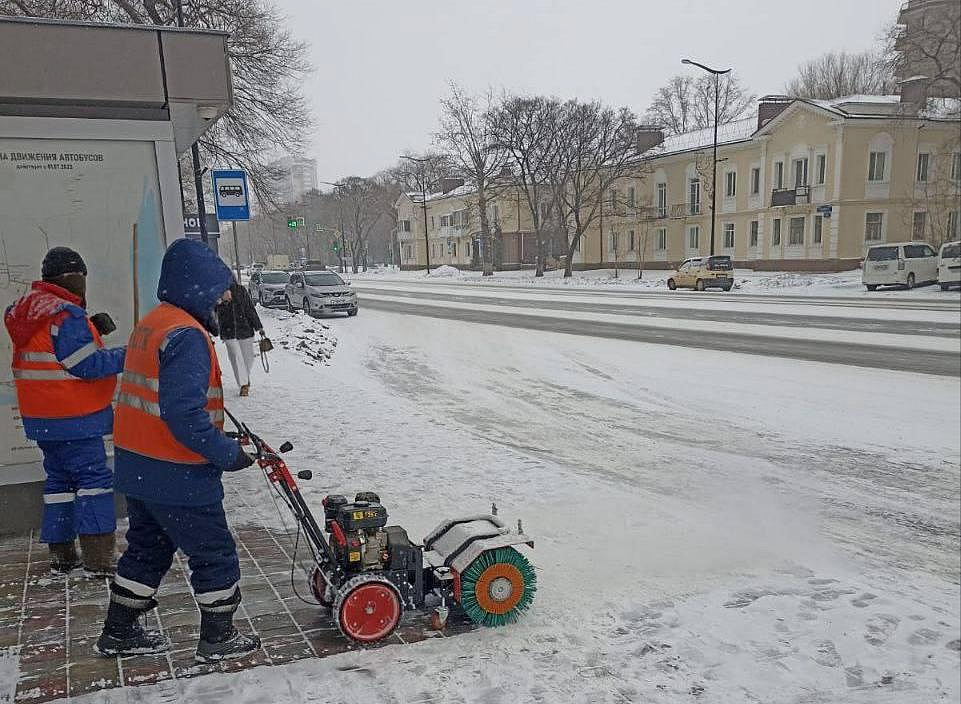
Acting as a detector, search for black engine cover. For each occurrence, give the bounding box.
[336,502,388,532]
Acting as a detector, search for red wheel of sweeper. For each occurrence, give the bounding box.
[334,574,403,643]
[309,565,334,607]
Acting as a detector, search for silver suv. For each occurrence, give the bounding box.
[285,270,358,317]
[248,270,290,307]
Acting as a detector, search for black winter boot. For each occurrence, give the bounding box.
[95,584,170,656]
[49,541,82,574]
[195,590,261,663]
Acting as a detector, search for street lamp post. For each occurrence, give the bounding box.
[319,180,349,273]
[400,155,432,274]
[682,58,731,257]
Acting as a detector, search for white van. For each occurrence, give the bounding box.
[863,241,939,291]
[938,240,960,290]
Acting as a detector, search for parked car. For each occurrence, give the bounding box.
[285,270,358,317]
[938,240,960,290]
[248,269,290,306]
[667,255,734,291]
[862,241,938,291]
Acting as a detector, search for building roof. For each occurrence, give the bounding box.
[656,116,757,157]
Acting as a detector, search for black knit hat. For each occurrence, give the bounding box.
[42,247,88,280]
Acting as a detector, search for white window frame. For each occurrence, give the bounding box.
[772,217,782,247]
[949,210,960,238]
[656,182,667,217]
[773,161,784,190]
[688,225,700,250]
[628,185,636,208]
[912,210,927,240]
[792,157,809,188]
[813,214,823,244]
[865,211,885,242]
[722,222,735,249]
[725,170,736,198]
[815,154,827,185]
[952,153,961,183]
[655,228,667,251]
[868,151,887,182]
[749,220,759,248]
[916,152,930,183]
[788,216,805,246]
[688,178,701,215]
[750,167,760,195]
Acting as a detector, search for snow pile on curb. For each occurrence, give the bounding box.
[260,308,337,366]
[427,264,462,278]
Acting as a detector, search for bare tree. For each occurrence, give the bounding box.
[645,73,755,136]
[885,1,960,105]
[785,50,893,99]
[552,100,652,278]
[488,95,565,276]
[338,177,383,273]
[2,0,312,207]
[436,84,510,277]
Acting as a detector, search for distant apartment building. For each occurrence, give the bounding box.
[270,156,318,204]
[397,93,960,272]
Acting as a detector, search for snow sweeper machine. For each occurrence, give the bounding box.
[227,411,537,644]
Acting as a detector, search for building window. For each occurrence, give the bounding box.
[789,216,805,245]
[868,151,886,182]
[773,161,784,189]
[814,215,823,244]
[952,153,961,183]
[865,212,884,241]
[628,230,636,251]
[609,188,617,207]
[656,228,667,251]
[725,171,736,198]
[792,157,808,187]
[492,204,499,224]
[772,218,781,246]
[916,153,930,183]
[399,219,411,232]
[431,216,435,229]
[816,154,826,185]
[750,220,759,247]
[913,211,927,239]
[628,186,636,208]
[949,210,960,238]
[750,167,760,195]
[688,178,701,215]
[656,182,667,217]
[451,242,457,257]
[609,230,618,253]
[723,223,735,248]
[688,225,699,249]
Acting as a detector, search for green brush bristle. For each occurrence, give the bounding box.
[460,547,537,627]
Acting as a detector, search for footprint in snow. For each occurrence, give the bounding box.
[813,640,842,667]
[850,592,877,608]
[864,614,900,646]
[907,627,941,646]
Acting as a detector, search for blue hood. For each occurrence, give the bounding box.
[157,239,233,324]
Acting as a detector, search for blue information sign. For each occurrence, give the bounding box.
[211,169,250,221]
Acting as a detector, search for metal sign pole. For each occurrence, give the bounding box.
[231,221,242,281]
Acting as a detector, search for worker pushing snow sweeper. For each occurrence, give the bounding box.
[95,238,261,662]
[4,247,125,577]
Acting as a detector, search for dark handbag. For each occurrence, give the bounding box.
[259,335,273,372]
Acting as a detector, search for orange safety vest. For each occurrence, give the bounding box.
[113,303,225,465]
[11,315,117,419]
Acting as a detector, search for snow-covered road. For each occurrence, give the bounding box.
[70,304,960,704]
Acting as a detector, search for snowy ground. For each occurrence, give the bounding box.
[350,265,961,300]
[43,302,958,704]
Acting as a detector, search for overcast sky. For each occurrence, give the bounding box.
[276,0,902,184]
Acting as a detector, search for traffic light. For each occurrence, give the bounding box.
[287,217,297,230]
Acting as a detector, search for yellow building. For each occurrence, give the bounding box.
[397,94,960,272]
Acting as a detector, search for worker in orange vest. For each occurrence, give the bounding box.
[4,247,125,576]
[96,238,259,663]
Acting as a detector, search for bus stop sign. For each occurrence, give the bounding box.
[211,169,250,221]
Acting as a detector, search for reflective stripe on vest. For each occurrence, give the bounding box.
[113,303,225,465]
[11,313,117,419]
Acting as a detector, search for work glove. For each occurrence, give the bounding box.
[90,312,117,336]
[226,445,256,472]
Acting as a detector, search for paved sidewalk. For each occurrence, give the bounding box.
[1,490,473,703]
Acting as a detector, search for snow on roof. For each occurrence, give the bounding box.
[426,184,475,202]
[807,94,903,117]
[656,116,757,156]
